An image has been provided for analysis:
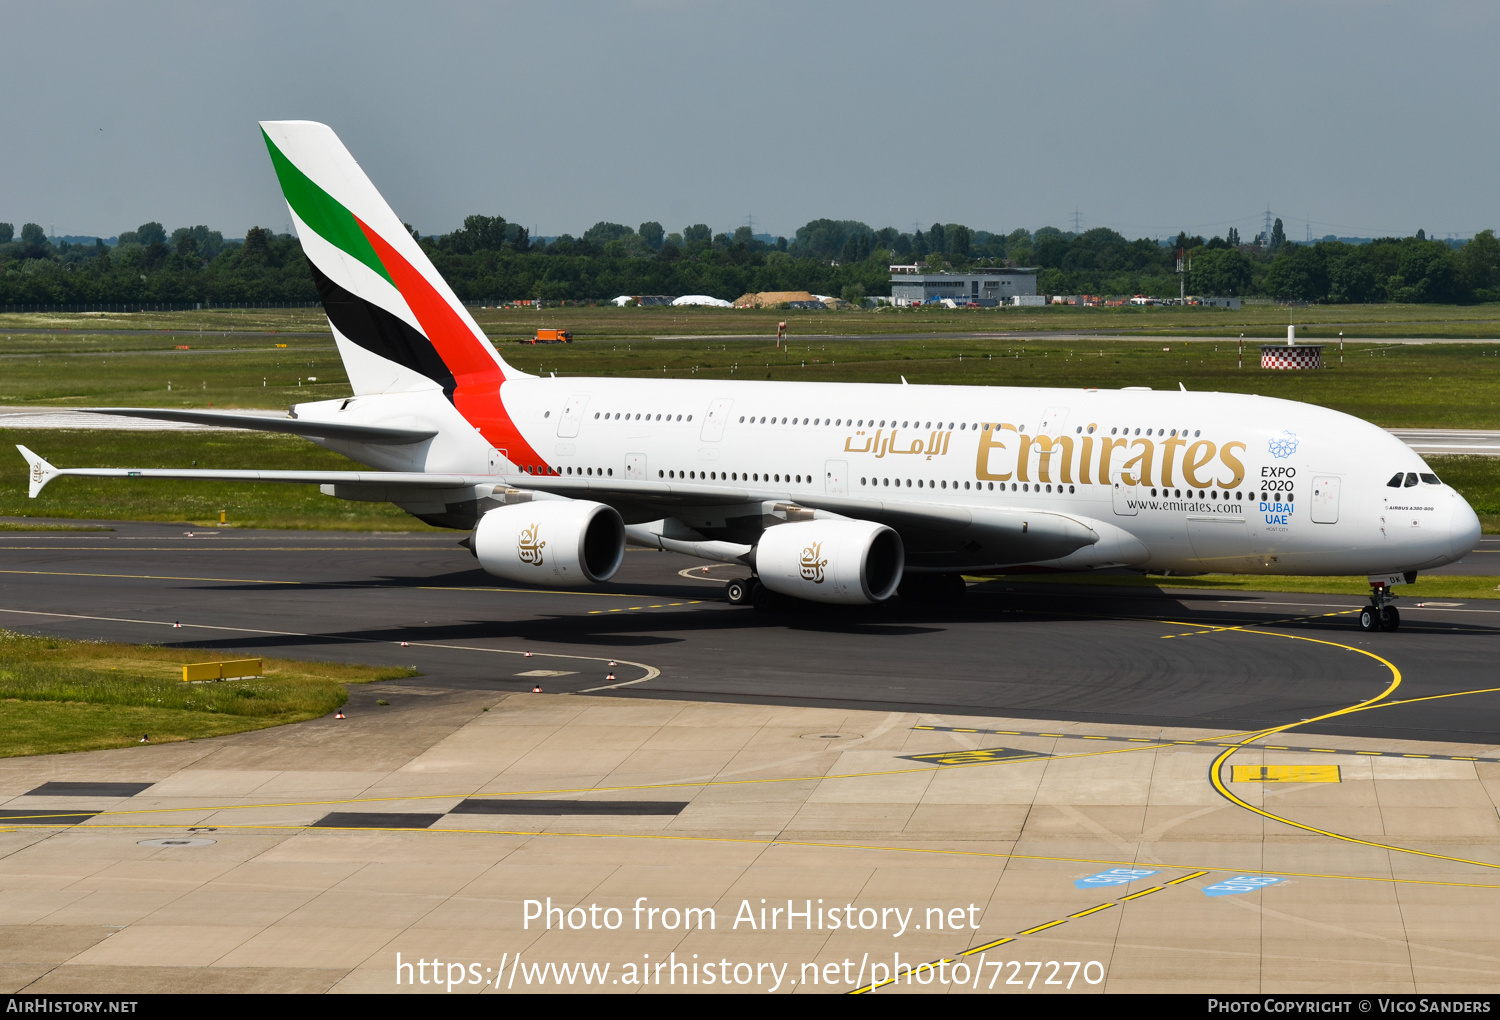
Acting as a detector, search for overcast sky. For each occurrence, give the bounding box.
[4,1,1496,243]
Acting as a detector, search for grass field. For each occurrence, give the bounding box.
[0,629,417,757]
[10,301,1500,339]
[5,333,1500,430]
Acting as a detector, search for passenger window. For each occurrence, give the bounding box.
[1387,473,1404,487]
[1420,473,1440,484]
[1404,472,1419,487]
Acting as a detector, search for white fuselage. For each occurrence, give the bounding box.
[300,375,1481,577]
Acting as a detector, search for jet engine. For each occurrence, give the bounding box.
[754,519,904,605]
[474,500,625,585]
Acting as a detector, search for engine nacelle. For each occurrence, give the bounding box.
[755,519,904,605]
[474,500,625,585]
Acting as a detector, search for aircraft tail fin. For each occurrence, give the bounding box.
[258,120,526,403]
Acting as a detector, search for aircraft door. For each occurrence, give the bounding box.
[824,460,847,495]
[700,399,733,442]
[1037,406,1069,434]
[625,453,647,480]
[1311,476,1340,524]
[557,395,589,438]
[1111,480,1139,516]
[1188,518,1253,564]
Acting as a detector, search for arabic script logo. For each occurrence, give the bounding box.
[517,523,546,566]
[31,463,44,485]
[1267,431,1299,460]
[799,542,828,583]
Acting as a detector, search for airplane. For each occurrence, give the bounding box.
[16,121,1482,633]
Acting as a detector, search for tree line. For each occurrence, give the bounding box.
[2,214,1497,306]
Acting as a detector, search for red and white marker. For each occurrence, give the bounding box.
[335,710,345,719]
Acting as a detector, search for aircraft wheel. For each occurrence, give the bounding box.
[725,578,752,605]
[1380,606,1401,631]
[1359,607,1378,632]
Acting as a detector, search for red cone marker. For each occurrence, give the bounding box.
[335,710,345,719]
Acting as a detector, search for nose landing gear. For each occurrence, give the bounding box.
[1359,581,1401,632]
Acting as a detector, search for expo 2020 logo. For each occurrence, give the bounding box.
[1267,431,1299,460]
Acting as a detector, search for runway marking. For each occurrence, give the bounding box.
[587,601,703,614]
[912,725,1500,765]
[0,607,660,690]
[1202,627,1500,872]
[1161,608,1361,638]
[677,566,734,582]
[0,568,691,600]
[899,747,1053,766]
[0,568,300,585]
[1231,765,1341,783]
[850,871,1210,993]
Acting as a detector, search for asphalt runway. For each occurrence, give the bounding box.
[1,520,1497,748]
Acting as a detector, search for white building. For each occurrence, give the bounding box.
[889,268,1038,307]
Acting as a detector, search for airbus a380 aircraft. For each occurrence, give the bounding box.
[17,121,1482,632]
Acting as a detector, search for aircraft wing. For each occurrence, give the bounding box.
[80,407,437,445]
[17,445,488,500]
[16,444,1098,565]
[503,474,1100,564]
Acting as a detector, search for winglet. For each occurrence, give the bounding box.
[16,445,58,498]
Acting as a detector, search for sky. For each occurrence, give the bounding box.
[4,1,1497,244]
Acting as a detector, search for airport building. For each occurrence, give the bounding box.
[888,267,1038,307]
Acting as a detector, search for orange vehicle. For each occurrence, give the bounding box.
[529,328,572,344]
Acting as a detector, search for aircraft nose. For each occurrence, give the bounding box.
[1450,493,1482,560]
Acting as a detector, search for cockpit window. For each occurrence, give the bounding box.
[1387,473,1404,488]
[1420,473,1441,485]
[1404,472,1419,487]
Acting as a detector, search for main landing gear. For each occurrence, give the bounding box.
[1359,581,1401,632]
[724,577,778,611]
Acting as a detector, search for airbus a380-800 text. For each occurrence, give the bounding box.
[18,121,1481,632]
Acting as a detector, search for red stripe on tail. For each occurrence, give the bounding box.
[356,218,545,471]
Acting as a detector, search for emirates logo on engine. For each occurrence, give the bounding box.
[799,542,828,583]
[517,523,546,565]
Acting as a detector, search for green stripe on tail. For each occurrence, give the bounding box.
[261,128,392,285]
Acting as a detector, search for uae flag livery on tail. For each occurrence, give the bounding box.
[258,120,539,466]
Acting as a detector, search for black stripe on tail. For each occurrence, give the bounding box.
[309,262,456,400]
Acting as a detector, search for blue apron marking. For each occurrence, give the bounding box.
[1203,875,1285,897]
[1074,867,1159,890]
